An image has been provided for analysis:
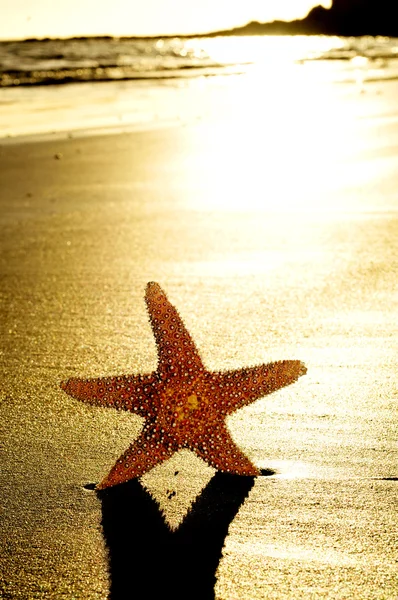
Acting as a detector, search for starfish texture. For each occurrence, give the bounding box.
[61,282,306,489]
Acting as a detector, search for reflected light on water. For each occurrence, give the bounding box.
[179,36,383,217]
[198,35,346,69]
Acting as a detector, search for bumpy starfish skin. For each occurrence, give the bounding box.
[61,282,306,489]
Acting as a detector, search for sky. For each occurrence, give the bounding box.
[0,0,331,40]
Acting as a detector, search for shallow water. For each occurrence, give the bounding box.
[1,34,398,138]
[1,35,398,87]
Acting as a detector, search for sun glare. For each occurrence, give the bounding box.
[180,36,355,216]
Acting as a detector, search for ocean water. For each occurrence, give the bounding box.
[2,35,398,87]
[1,35,397,138]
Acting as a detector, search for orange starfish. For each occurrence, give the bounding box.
[61,282,306,489]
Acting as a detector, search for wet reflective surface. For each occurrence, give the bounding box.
[0,79,397,596]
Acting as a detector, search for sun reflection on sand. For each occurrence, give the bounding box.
[264,460,314,479]
[180,71,386,216]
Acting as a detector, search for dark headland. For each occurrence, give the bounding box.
[208,0,398,38]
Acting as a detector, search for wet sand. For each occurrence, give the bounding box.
[1,88,397,598]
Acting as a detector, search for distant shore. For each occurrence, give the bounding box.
[2,0,398,43]
[205,0,398,39]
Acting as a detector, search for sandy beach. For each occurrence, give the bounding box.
[1,76,397,598]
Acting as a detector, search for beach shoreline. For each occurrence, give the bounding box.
[0,115,183,146]
[1,73,397,598]
[2,33,398,143]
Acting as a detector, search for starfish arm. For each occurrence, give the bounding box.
[60,373,158,417]
[193,423,259,476]
[145,282,205,379]
[97,425,176,489]
[207,360,307,415]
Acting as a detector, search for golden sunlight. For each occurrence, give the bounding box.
[182,38,359,216]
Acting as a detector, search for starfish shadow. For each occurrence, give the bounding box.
[98,472,256,600]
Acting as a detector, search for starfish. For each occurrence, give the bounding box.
[61,282,306,489]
